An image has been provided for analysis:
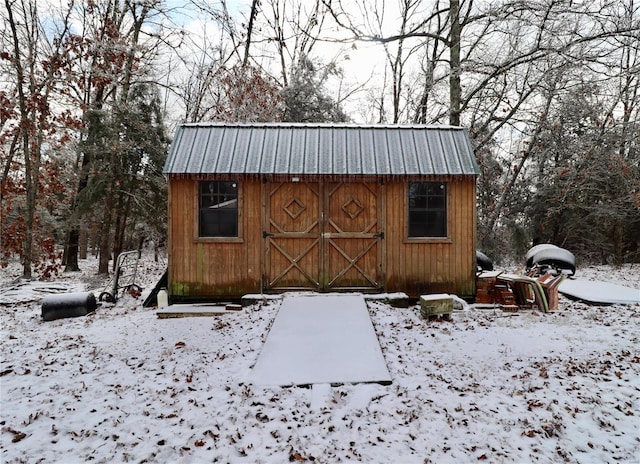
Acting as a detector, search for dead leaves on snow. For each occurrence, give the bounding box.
[3,427,27,443]
[516,352,638,443]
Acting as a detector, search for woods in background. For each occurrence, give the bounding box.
[1,0,638,278]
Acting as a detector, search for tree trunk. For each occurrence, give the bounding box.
[113,210,123,271]
[63,146,93,271]
[112,189,133,270]
[21,141,34,279]
[449,0,462,126]
[79,226,88,260]
[243,0,259,67]
[6,0,33,279]
[63,228,80,271]
[98,186,114,274]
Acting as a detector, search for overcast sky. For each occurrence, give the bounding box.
[160,0,399,123]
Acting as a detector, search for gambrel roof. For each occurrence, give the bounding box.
[164,123,479,177]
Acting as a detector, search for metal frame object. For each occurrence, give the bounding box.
[99,251,142,303]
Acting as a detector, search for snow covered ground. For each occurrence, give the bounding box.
[1,255,639,463]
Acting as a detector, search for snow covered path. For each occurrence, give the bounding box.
[250,294,391,386]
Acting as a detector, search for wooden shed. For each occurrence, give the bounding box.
[164,123,479,301]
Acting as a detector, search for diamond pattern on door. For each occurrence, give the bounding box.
[264,183,320,290]
[342,197,364,219]
[263,181,383,292]
[325,183,382,290]
[284,198,306,219]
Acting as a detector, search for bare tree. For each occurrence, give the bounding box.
[174,1,243,123]
[62,0,124,271]
[55,0,169,274]
[2,0,73,278]
[177,0,337,123]
[478,0,640,252]
[323,0,639,259]
[243,0,260,67]
[322,0,456,123]
[257,0,330,86]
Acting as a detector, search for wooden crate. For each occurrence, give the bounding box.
[420,294,453,319]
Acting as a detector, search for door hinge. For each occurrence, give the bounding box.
[375,232,385,239]
[263,231,274,238]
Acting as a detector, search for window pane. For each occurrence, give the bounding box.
[408,212,427,237]
[429,195,446,209]
[199,181,238,237]
[425,211,446,237]
[408,182,447,238]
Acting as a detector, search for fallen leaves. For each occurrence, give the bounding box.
[527,399,543,410]
[2,271,639,464]
[614,403,635,416]
[3,427,27,443]
[213,320,229,330]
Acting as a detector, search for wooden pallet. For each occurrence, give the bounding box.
[156,304,240,319]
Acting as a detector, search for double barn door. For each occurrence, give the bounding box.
[263,181,384,292]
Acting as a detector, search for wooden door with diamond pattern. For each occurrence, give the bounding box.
[323,182,383,291]
[264,182,321,291]
[264,181,383,292]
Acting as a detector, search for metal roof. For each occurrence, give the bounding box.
[163,123,479,177]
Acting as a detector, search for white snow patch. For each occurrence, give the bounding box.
[0,281,86,305]
[1,256,639,463]
[559,279,640,304]
[309,383,332,410]
[249,294,392,386]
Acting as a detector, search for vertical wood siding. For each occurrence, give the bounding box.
[384,178,477,297]
[167,176,476,300]
[167,178,262,300]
